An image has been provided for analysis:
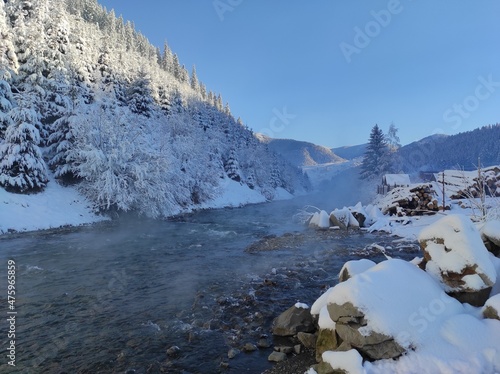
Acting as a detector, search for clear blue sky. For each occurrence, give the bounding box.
[98,0,500,148]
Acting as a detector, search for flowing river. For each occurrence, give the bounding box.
[0,194,420,373]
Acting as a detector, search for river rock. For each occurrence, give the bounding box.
[330,208,359,230]
[297,331,317,349]
[257,337,271,348]
[481,220,500,256]
[338,259,376,283]
[483,294,500,320]
[272,304,315,336]
[166,346,180,357]
[242,343,257,352]
[419,215,497,306]
[315,328,339,362]
[227,348,239,359]
[268,351,287,362]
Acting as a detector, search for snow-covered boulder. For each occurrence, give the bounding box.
[419,214,497,306]
[481,220,500,256]
[349,202,368,227]
[483,294,500,320]
[338,259,376,283]
[312,259,464,361]
[330,208,359,230]
[309,210,330,229]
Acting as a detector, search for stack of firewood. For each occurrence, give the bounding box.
[384,184,441,217]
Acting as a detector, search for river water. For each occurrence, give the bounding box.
[0,195,420,373]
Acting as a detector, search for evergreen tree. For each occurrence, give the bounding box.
[0,80,15,139]
[224,149,241,182]
[126,69,153,117]
[0,95,48,193]
[190,65,199,92]
[360,124,389,179]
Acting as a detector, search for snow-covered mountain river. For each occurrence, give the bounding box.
[0,197,419,373]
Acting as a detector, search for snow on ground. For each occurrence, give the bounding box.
[200,177,294,210]
[0,174,108,235]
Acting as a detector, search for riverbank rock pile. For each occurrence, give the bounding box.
[307,203,381,230]
[378,183,445,217]
[287,214,500,374]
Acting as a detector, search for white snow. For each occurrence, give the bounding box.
[322,350,365,374]
[295,302,309,309]
[418,214,496,291]
[0,174,108,234]
[318,305,336,330]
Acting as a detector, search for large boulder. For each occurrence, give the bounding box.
[272,304,315,336]
[310,259,464,362]
[419,215,497,306]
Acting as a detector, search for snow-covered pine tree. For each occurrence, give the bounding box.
[360,124,389,179]
[0,95,48,193]
[126,69,153,117]
[0,0,18,78]
[224,148,241,182]
[0,80,15,140]
[190,65,199,92]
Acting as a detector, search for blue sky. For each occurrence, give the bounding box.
[98,0,500,148]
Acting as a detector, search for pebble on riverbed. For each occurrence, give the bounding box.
[227,348,240,359]
[268,351,287,362]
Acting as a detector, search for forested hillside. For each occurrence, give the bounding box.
[397,125,500,172]
[0,0,309,217]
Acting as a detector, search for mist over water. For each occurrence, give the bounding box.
[0,183,410,373]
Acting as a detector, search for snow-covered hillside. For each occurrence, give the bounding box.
[0,0,310,221]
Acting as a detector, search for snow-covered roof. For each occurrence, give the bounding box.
[383,174,411,186]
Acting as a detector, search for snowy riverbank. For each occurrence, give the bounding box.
[0,174,295,235]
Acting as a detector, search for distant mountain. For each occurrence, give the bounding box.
[257,135,345,167]
[332,144,367,160]
[398,125,500,172]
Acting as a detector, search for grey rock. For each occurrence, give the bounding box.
[274,346,294,354]
[294,344,301,354]
[242,343,257,352]
[483,305,500,320]
[257,338,271,348]
[315,328,339,362]
[268,351,287,362]
[327,302,364,322]
[227,348,240,359]
[272,305,315,336]
[297,331,317,349]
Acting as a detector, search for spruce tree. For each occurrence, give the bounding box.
[360,124,389,179]
[0,95,48,193]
